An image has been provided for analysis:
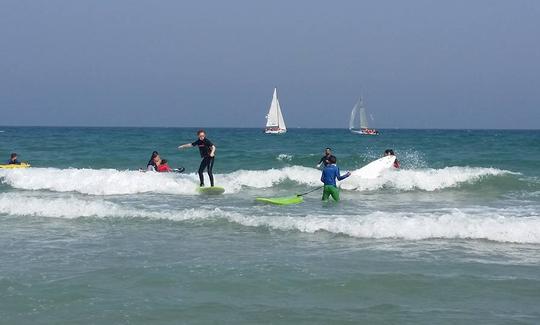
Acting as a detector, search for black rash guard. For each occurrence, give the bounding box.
[318,155,335,167]
[192,138,214,158]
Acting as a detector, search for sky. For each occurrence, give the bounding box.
[0,0,539,129]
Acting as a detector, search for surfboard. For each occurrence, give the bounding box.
[0,163,31,169]
[198,186,225,195]
[255,195,304,205]
[340,156,396,190]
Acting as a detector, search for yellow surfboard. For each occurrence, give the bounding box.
[0,163,31,169]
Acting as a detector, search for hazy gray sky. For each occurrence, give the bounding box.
[1,0,539,129]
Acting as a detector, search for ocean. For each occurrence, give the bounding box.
[1,127,539,324]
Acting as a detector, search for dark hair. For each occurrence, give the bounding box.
[384,149,395,155]
[197,129,205,135]
[10,153,17,158]
[150,151,159,160]
[161,159,168,164]
[329,155,337,164]
[325,147,332,151]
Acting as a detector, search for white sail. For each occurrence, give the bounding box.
[276,99,286,130]
[265,88,286,133]
[349,101,358,130]
[359,103,368,129]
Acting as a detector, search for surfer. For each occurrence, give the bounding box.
[7,153,21,165]
[178,129,216,187]
[384,149,400,168]
[147,151,160,171]
[317,148,336,168]
[320,156,351,202]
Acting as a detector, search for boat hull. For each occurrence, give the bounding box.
[350,129,379,135]
[265,129,287,134]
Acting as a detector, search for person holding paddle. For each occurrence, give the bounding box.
[320,156,350,202]
[178,129,216,187]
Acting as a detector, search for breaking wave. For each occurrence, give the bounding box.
[0,193,538,244]
[0,165,514,195]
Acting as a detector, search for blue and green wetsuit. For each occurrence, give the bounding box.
[320,164,350,201]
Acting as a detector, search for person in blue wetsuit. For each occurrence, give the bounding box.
[178,129,216,187]
[320,155,351,202]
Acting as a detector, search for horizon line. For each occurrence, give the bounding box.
[1,125,539,131]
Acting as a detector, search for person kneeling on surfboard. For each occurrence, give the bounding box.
[178,129,216,187]
[320,156,351,202]
[384,149,400,169]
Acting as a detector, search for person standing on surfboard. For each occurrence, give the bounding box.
[178,129,216,187]
[320,156,351,202]
[317,148,336,168]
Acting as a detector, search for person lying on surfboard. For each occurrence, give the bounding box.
[316,147,336,168]
[321,156,351,202]
[7,153,21,165]
[156,159,173,172]
[384,149,400,168]
[178,129,216,187]
[147,151,160,171]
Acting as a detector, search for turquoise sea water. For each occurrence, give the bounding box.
[1,127,539,324]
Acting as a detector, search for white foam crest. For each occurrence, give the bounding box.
[236,210,540,243]
[341,166,512,191]
[1,165,513,195]
[1,193,539,244]
[0,167,321,195]
[276,154,293,161]
[218,166,320,192]
[0,193,222,221]
[0,168,199,195]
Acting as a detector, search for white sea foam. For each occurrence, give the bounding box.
[0,168,200,195]
[0,165,512,195]
[1,193,539,244]
[276,154,293,161]
[341,166,512,191]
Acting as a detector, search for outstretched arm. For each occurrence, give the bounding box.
[178,143,193,149]
[336,168,351,181]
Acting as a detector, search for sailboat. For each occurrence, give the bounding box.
[265,88,287,134]
[349,97,379,135]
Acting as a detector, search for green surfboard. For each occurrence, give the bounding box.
[255,195,304,205]
[198,186,225,195]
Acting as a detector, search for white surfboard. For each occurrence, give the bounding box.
[341,156,396,190]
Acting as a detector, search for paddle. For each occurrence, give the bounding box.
[255,186,323,205]
[296,186,323,197]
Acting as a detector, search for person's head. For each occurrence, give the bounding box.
[151,151,159,159]
[10,153,17,161]
[384,149,395,156]
[328,155,337,165]
[153,154,161,163]
[160,159,168,164]
[324,147,332,155]
[197,129,206,140]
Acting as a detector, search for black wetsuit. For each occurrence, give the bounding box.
[318,155,335,167]
[192,138,215,186]
[7,159,21,165]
